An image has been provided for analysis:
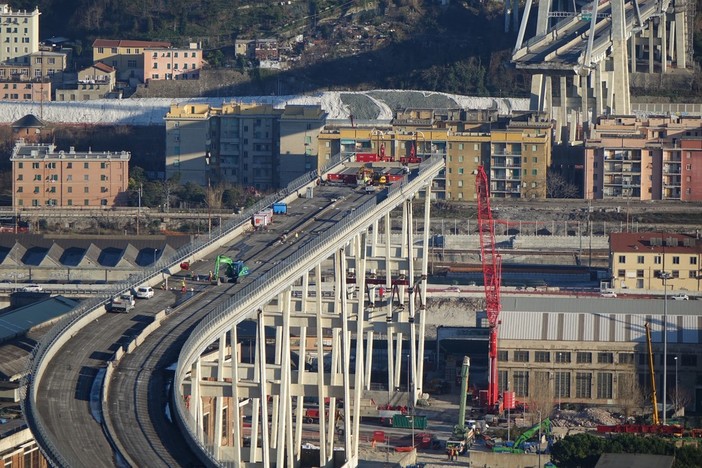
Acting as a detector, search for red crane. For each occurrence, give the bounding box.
[475,166,502,409]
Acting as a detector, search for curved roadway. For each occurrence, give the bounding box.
[35,184,365,467]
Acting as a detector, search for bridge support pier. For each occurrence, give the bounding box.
[175,165,440,466]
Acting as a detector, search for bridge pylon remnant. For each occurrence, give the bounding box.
[513,0,695,144]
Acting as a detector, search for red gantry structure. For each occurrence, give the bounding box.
[475,166,503,409]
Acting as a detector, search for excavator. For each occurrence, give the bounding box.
[498,417,551,453]
[211,255,250,284]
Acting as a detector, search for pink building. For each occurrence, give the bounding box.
[680,139,702,201]
[0,80,50,101]
[584,115,702,201]
[144,43,203,82]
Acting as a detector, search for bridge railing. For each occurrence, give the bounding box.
[20,153,346,467]
[172,155,445,465]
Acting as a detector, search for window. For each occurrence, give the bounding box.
[555,371,570,398]
[84,175,89,181]
[636,270,644,278]
[597,352,614,364]
[66,175,72,181]
[67,199,72,206]
[637,255,644,264]
[84,187,89,193]
[673,256,680,264]
[67,162,72,169]
[691,257,698,265]
[84,162,89,169]
[532,169,538,176]
[67,187,72,193]
[33,186,39,193]
[32,162,39,169]
[555,352,571,363]
[618,353,634,364]
[533,157,537,163]
[617,269,625,278]
[497,350,508,362]
[654,256,661,264]
[17,186,22,192]
[513,370,529,397]
[576,352,592,364]
[596,372,613,399]
[534,351,550,363]
[514,350,529,362]
[101,175,108,181]
[618,255,626,263]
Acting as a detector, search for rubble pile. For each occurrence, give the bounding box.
[551,408,620,427]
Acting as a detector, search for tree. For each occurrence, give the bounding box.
[526,371,555,422]
[551,433,676,468]
[547,170,580,198]
[617,373,645,419]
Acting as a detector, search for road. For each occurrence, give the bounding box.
[34,184,368,467]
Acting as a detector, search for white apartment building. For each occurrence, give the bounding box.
[0,4,40,65]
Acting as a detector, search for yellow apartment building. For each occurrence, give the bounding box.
[11,141,130,209]
[92,39,170,82]
[609,232,702,292]
[317,110,551,200]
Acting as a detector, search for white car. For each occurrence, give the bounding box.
[672,294,689,301]
[600,290,617,298]
[134,286,154,299]
[22,284,43,292]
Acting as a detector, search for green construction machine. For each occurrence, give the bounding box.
[211,255,250,284]
[492,417,551,453]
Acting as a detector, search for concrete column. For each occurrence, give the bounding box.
[338,247,353,459]
[353,233,367,456]
[512,0,519,33]
[384,212,394,396]
[668,21,676,64]
[406,198,417,404]
[275,289,292,468]
[648,26,655,73]
[580,74,589,132]
[661,14,667,73]
[630,33,637,73]
[314,264,328,465]
[674,11,686,68]
[558,76,568,144]
[230,324,242,463]
[594,61,603,118]
[610,0,631,114]
[417,184,432,392]
[251,324,261,463]
[257,310,271,468]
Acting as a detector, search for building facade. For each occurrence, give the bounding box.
[11,141,130,209]
[92,39,170,82]
[584,116,702,201]
[609,232,702,292]
[55,62,116,101]
[0,5,40,65]
[680,138,702,201]
[234,38,279,60]
[317,110,552,200]
[0,79,49,101]
[165,102,326,189]
[144,43,203,82]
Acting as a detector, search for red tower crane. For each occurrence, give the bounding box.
[475,166,503,409]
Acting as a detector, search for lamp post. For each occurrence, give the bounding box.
[660,270,671,425]
[153,248,159,265]
[557,352,562,411]
[205,153,212,235]
[507,379,511,443]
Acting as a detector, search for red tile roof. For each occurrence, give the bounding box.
[609,232,702,254]
[92,62,115,73]
[92,39,171,49]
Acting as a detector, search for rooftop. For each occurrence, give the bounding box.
[609,232,702,254]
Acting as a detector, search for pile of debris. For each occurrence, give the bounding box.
[552,408,620,427]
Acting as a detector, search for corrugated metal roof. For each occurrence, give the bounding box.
[499,296,702,343]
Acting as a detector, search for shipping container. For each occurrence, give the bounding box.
[273,202,287,214]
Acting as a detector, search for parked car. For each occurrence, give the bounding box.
[600,290,617,298]
[22,284,43,292]
[134,286,154,299]
[672,294,689,301]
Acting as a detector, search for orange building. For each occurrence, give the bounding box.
[144,43,203,82]
[11,140,130,209]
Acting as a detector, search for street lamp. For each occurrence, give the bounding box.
[507,379,511,443]
[153,248,159,265]
[557,352,562,411]
[660,270,671,425]
[205,153,212,235]
[674,355,678,415]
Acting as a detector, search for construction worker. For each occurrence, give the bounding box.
[181,279,186,293]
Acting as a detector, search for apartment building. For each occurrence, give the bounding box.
[584,115,702,200]
[0,79,48,101]
[92,39,170,82]
[144,43,203,82]
[609,232,702,292]
[0,4,40,65]
[278,105,327,186]
[680,138,702,201]
[55,62,116,101]
[0,50,67,82]
[165,102,326,189]
[317,109,551,200]
[11,141,130,209]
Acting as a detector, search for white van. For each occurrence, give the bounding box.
[134,286,154,299]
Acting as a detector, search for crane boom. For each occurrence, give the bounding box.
[475,166,502,408]
[645,322,660,425]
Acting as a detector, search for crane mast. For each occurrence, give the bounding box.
[475,166,502,409]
